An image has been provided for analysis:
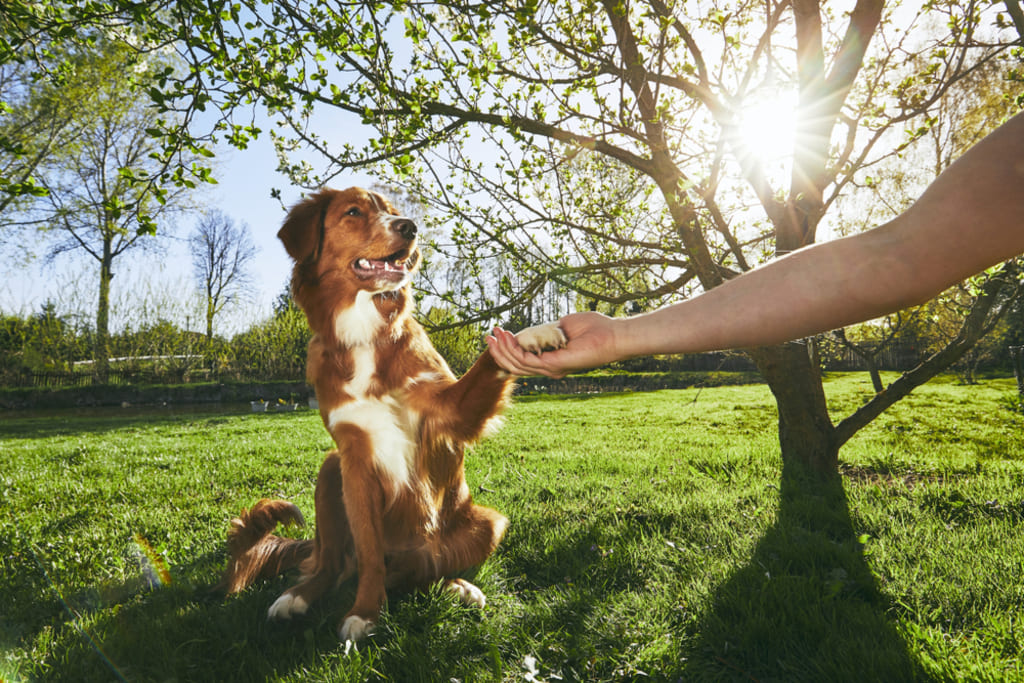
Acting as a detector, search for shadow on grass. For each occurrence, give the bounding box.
[0,405,267,441]
[18,556,368,683]
[17,547,509,682]
[680,462,929,682]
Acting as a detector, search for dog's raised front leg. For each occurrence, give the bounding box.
[430,350,515,443]
[431,322,566,442]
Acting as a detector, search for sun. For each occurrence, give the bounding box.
[734,92,798,164]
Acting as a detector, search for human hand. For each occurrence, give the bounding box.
[486,311,622,378]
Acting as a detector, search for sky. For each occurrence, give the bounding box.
[0,118,375,335]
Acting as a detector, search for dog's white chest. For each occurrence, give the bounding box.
[327,397,418,491]
[334,291,385,347]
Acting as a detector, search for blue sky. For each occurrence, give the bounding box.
[0,117,375,335]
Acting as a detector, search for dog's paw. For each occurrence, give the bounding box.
[267,592,309,620]
[446,578,487,608]
[515,322,567,354]
[339,614,374,643]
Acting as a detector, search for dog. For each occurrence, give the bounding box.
[220,186,565,643]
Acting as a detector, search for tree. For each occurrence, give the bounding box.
[918,277,1019,384]
[0,38,198,381]
[827,312,923,393]
[230,301,310,381]
[0,301,90,376]
[188,210,258,341]
[423,306,488,375]
[0,60,73,218]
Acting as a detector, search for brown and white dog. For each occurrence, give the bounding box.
[220,187,564,642]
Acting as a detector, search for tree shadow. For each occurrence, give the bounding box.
[679,462,930,682]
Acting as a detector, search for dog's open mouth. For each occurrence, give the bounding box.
[353,248,416,282]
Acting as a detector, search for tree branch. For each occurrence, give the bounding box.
[833,263,1023,447]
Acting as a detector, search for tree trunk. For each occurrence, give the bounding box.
[94,241,113,384]
[1011,346,1024,399]
[206,298,215,341]
[749,343,838,476]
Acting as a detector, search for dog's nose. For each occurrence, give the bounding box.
[393,219,418,240]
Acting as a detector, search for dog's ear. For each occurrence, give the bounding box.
[277,190,333,262]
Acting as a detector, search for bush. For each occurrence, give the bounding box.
[228,302,311,380]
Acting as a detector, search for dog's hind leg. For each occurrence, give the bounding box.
[387,501,508,606]
[435,502,508,608]
[445,577,488,608]
[268,451,354,621]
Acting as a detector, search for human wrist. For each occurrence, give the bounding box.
[618,301,700,358]
[608,314,651,361]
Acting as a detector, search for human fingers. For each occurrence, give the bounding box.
[487,327,546,374]
[487,327,566,378]
[486,328,531,375]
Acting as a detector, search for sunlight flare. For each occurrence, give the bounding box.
[734,91,798,163]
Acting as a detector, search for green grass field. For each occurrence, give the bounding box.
[2,373,1022,682]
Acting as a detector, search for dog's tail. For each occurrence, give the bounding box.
[219,498,313,594]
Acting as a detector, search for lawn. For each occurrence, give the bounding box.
[1,373,1022,682]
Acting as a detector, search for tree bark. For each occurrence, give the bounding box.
[749,343,838,476]
[95,238,113,384]
[206,297,215,341]
[867,362,884,394]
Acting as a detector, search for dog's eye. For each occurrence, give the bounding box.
[346,207,362,217]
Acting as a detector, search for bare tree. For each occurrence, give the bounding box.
[188,210,257,340]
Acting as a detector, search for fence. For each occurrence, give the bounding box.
[1,367,303,389]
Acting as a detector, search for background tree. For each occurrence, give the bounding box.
[422,306,488,374]
[0,37,198,381]
[0,301,87,376]
[0,60,74,219]
[826,311,924,393]
[918,278,1018,385]
[188,209,258,341]
[230,290,311,381]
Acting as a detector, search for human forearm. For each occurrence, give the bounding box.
[488,111,1024,377]
[615,225,911,355]
[618,112,1024,356]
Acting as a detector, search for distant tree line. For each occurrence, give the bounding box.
[0,298,306,386]
[6,286,1024,389]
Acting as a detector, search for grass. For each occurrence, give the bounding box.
[1,372,1022,682]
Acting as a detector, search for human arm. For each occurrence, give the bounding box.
[487,111,1024,378]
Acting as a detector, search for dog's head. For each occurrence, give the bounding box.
[278,187,422,295]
